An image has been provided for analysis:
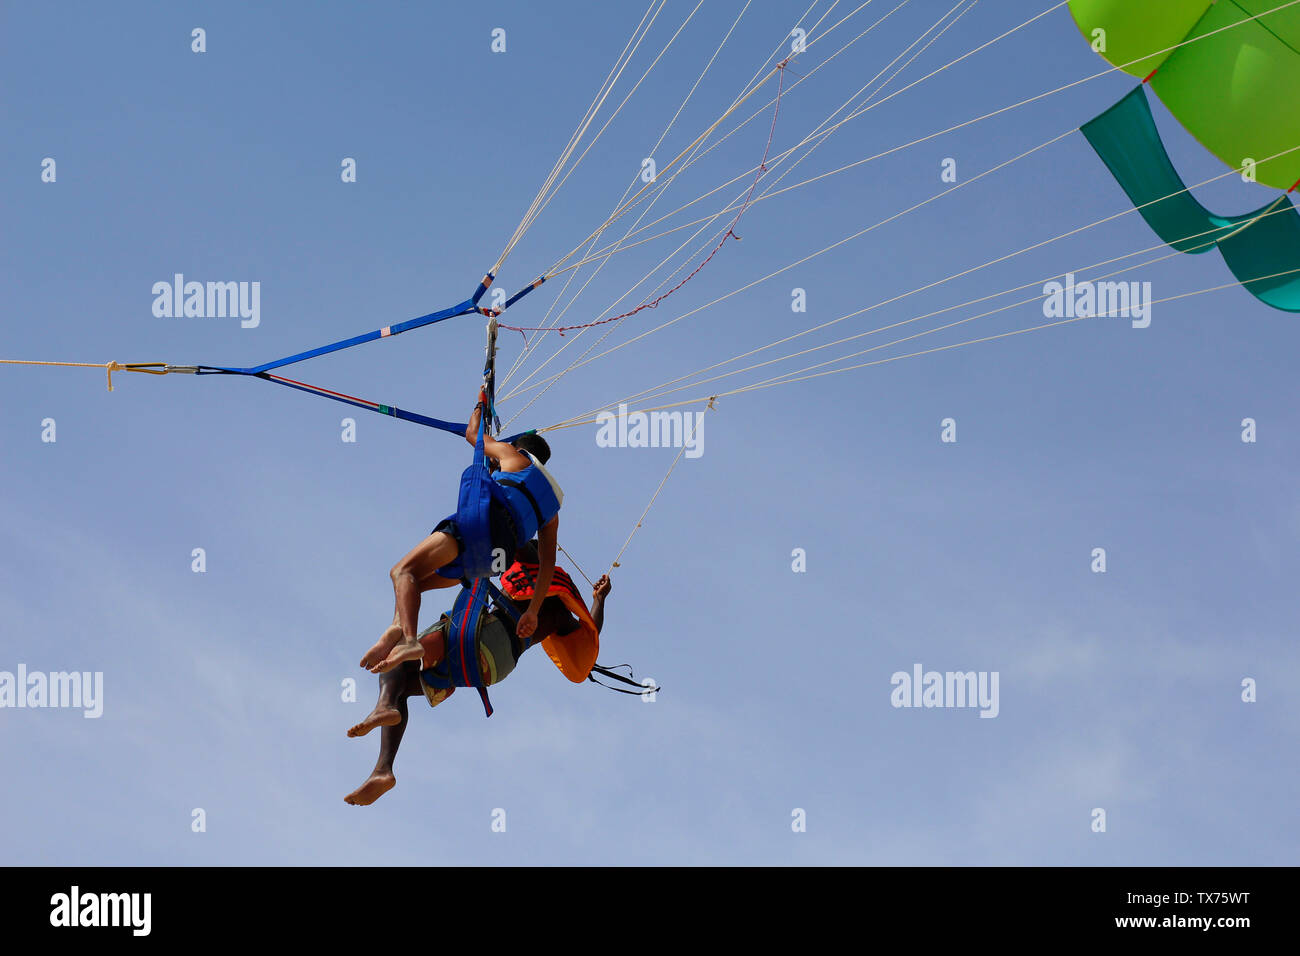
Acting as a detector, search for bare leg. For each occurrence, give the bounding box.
[350,625,446,737]
[372,539,461,673]
[360,531,460,671]
[344,663,424,806]
[347,662,405,738]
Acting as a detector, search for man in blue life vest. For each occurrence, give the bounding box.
[360,389,564,675]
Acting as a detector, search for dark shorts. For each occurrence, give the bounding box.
[431,501,518,581]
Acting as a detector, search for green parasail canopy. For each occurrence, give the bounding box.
[1070,1,1300,310]
[1082,86,1300,311]
[1069,0,1300,190]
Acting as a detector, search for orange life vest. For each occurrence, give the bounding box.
[500,560,599,682]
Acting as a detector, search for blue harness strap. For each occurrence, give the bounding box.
[453,578,494,717]
[422,577,522,717]
[190,276,499,436]
[454,317,510,581]
[455,411,501,582]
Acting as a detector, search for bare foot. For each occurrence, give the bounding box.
[346,704,402,738]
[371,637,425,674]
[361,625,404,670]
[344,770,396,806]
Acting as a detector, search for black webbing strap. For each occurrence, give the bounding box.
[482,578,522,624]
[495,475,544,528]
[588,663,660,697]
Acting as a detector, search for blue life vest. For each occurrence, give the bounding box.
[493,455,562,543]
[455,416,561,581]
[420,577,520,717]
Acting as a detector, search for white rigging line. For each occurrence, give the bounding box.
[500,0,1300,409]
[499,0,945,412]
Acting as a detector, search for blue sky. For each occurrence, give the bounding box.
[2,0,1297,865]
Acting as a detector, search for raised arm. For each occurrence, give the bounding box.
[465,390,530,468]
[590,574,611,633]
[463,394,483,444]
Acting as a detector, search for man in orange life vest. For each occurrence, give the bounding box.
[360,391,564,675]
[345,541,610,806]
